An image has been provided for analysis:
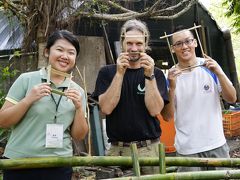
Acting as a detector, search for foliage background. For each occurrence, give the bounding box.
[200,0,240,79]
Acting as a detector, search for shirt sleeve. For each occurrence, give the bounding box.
[5,74,28,104]
[91,66,113,101]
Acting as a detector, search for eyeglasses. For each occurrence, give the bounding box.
[172,39,195,49]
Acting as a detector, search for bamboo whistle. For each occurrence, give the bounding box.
[46,65,72,96]
[180,62,206,72]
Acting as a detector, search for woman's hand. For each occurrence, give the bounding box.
[25,83,51,104]
[65,89,83,110]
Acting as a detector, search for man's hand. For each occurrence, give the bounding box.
[139,53,155,77]
[167,67,182,90]
[204,54,224,76]
[116,52,130,75]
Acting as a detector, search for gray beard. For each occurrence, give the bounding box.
[129,57,140,62]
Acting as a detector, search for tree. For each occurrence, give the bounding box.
[206,0,240,79]
[0,0,195,51]
[223,0,240,33]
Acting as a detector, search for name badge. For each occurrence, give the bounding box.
[45,124,63,148]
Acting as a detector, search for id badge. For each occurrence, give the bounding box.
[45,124,63,148]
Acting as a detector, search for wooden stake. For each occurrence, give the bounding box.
[47,65,51,83]
[164,32,176,66]
[194,23,205,57]
[131,144,141,177]
[180,63,206,72]
[159,143,166,174]
[159,25,202,39]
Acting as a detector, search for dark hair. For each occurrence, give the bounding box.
[173,25,185,33]
[46,30,80,55]
[172,25,195,37]
[171,25,195,43]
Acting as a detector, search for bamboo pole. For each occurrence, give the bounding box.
[47,65,51,83]
[158,143,166,174]
[111,169,240,180]
[131,143,141,177]
[1,156,240,170]
[180,63,206,72]
[166,166,178,173]
[166,157,240,167]
[193,23,205,57]
[164,32,176,66]
[75,65,91,156]
[159,25,202,39]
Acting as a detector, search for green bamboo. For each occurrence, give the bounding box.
[109,169,240,180]
[51,89,66,96]
[1,156,240,170]
[158,143,166,174]
[166,166,178,173]
[131,143,141,177]
[166,157,240,167]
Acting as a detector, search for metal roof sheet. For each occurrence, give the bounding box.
[0,10,23,50]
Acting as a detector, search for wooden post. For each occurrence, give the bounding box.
[159,143,166,174]
[131,143,141,177]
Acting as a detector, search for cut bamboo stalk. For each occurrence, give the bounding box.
[180,62,206,72]
[51,89,65,96]
[47,65,51,83]
[159,143,166,174]
[194,23,205,57]
[166,166,178,173]
[111,169,240,180]
[120,35,147,38]
[1,156,240,170]
[164,32,176,66]
[131,143,141,177]
[67,72,73,90]
[159,25,202,39]
[75,65,91,156]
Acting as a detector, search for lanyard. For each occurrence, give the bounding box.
[50,88,65,123]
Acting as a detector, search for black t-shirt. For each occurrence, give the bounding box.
[92,65,169,142]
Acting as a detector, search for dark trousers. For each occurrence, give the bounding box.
[3,167,72,180]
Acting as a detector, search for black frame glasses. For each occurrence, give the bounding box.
[172,39,195,49]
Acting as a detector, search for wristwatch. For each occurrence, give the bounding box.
[144,74,155,81]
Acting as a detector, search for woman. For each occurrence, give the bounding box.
[0,30,88,180]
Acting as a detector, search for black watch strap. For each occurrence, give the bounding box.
[144,74,155,81]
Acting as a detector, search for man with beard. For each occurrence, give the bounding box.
[92,19,169,175]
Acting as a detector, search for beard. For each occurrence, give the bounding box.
[128,52,141,62]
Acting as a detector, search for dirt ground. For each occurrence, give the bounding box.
[228,136,240,158]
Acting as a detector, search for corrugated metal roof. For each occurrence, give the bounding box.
[0,10,23,50]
